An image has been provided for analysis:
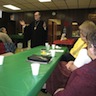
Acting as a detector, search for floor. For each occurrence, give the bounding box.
[38,91,51,96]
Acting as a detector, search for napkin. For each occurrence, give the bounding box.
[0,56,4,65]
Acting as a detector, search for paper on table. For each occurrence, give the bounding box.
[0,56,4,65]
[50,49,64,52]
[55,45,61,49]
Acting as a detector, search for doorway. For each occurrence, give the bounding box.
[48,19,61,44]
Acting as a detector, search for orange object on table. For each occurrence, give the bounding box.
[53,39,76,46]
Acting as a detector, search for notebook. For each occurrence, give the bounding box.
[27,54,52,64]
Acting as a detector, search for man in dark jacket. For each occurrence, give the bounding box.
[20,11,47,48]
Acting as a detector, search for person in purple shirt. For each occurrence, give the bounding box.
[53,29,96,96]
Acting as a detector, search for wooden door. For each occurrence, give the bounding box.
[48,20,53,44]
[48,19,61,44]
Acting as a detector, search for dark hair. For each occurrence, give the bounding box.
[0,27,6,32]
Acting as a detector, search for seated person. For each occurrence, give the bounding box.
[0,31,12,43]
[54,28,96,96]
[66,48,91,71]
[0,30,16,53]
[60,37,86,62]
[60,20,96,62]
[0,27,7,34]
[46,20,96,95]
[66,23,93,71]
[0,40,13,56]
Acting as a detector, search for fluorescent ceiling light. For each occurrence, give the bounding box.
[38,0,51,2]
[3,5,21,10]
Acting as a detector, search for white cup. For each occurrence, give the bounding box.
[0,56,4,65]
[47,44,50,51]
[45,43,50,51]
[52,44,56,49]
[31,63,40,76]
[45,42,49,47]
[17,43,23,49]
[50,50,55,57]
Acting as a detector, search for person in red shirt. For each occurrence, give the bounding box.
[54,29,96,96]
[46,20,96,94]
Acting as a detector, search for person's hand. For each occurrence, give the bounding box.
[19,20,26,26]
[66,61,74,70]
[54,88,64,95]
[43,22,46,30]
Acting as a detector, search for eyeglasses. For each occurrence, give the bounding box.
[87,41,96,48]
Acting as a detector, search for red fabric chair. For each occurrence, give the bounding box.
[53,39,76,50]
[53,39,76,46]
[0,42,6,54]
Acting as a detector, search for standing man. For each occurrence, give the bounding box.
[20,11,47,48]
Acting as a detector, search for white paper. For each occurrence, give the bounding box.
[50,49,64,53]
[0,56,4,65]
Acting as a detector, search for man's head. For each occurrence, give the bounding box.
[87,29,96,59]
[79,20,96,43]
[0,27,7,34]
[34,12,41,21]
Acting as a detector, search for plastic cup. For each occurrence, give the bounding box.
[45,42,49,47]
[31,63,40,76]
[50,50,55,57]
[52,44,56,49]
[0,56,4,65]
[45,43,50,51]
[17,43,23,49]
[46,44,50,51]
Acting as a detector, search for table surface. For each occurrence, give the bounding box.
[0,46,68,96]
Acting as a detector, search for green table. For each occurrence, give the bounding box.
[0,46,68,96]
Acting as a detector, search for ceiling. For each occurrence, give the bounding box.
[0,0,96,12]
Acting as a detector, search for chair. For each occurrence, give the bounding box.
[0,41,6,54]
[0,41,13,56]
